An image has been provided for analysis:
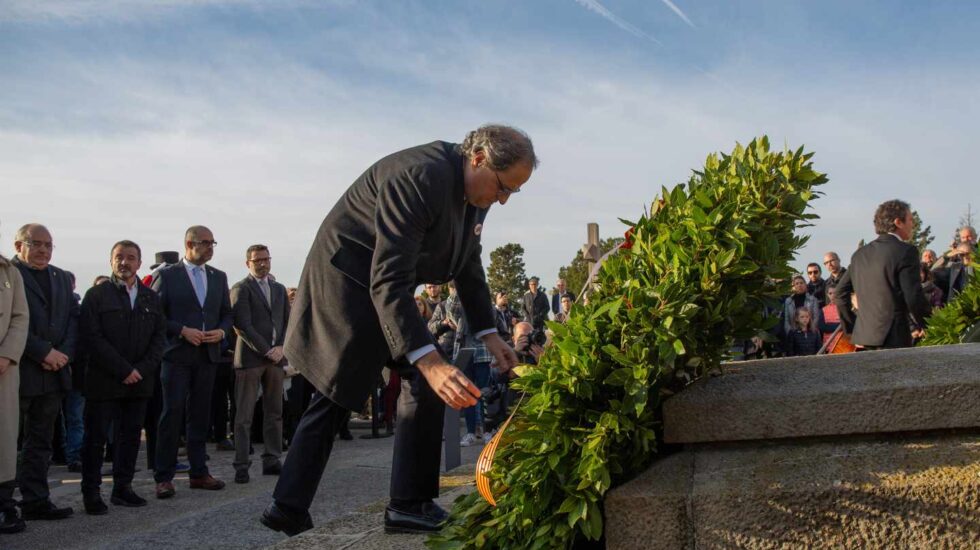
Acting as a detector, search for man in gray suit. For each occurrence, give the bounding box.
[230,244,289,484]
[262,125,535,536]
[835,200,932,349]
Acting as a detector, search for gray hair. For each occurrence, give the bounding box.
[460,124,539,171]
[960,225,977,238]
[14,223,49,243]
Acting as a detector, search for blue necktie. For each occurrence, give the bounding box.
[193,266,207,307]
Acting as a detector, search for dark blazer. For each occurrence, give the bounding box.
[12,257,78,397]
[933,261,972,304]
[550,291,575,315]
[80,279,166,400]
[835,234,931,348]
[151,260,233,365]
[521,290,550,330]
[285,141,495,410]
[231,275,289,369]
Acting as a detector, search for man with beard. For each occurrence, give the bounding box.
[78,240,165,514]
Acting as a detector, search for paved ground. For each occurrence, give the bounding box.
[2,420,484,550]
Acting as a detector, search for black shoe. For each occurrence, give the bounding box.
[110,486,147,507]
[66,461,82,473]
[338,430,354,441]
[262,462,282,476]
[0,508,26,534]
[21,500,74,521]
[383,501,448,534]
[260,502,313,537]
[235,469,250,484]
[83,494,108,516]
[216,439,235,452]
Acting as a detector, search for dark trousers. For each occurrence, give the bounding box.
[144,370,163,470]
[210,361,233,442]
[273,367,444,512]
[81,399,147,494]
[17,392,64,505]
[284,374,314,445]
[154,359,217,482]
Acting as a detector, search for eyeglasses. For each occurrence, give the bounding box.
[494,171,520,199]
[22,240,54,251]
[190,240,218,248]
[807,270,820,275]
[823,259,837,265]
[248,257,271,264]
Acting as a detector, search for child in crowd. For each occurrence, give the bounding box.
[786,308,821,356]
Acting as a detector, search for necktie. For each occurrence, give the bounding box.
[259,278,272,307]
[193,266,207,307]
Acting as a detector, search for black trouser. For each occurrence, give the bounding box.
[210,362,233,442]
[81,399,147,495]
[273,367,444,513]
[17,392,64,506]
[155,357,217,482]
[144,369,163,470]
[284,375,313,444]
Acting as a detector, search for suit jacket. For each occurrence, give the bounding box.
[12,256,78,396]
[151,260,233,365]
[933,261,972,304]
[521,290,549,330]
[231,275,289,369]
[285,141,495,410]
[835,234,931,348]
[550,291,575,315]
[80,278,166,400]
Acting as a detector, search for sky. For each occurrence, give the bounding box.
[2,0,978,293]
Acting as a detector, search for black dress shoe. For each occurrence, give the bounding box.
[338,430,354,441]
[260,502,313,537]
[0,508,26,534]
[21,499,74,520]
[83,494,108,516]
[235,469,250,484]
[383,501,449,534]
[66,461,82,473]
[216,439,234,452]
[262,462,282,476]
[110,486,147,507]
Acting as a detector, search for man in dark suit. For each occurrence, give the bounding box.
[933,243,975,304]
[262,125,535,536]
[11,223,77,520]
[78,240,166,514]
[550,278,575,316]
[835,200,932,349]
[151,226,233,498]
[521,276,549,333]
[230,244,289,484]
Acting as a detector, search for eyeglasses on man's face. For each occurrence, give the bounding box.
[190,240,218,248]
[23,240,55,251]
[494,171,521,199]
[248,257,271,264]
[807,270,820,275]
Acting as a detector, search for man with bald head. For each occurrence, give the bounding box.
[11,223,77,520]
[150,225,233,498]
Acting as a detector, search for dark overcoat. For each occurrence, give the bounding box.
[79,278,166,400]
[835,234,931,348]
[12,256,78,397]
[285,141,495,410]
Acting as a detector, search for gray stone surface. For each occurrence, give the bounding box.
[664,343,980,444]
[606,432,980,549]
[1,420,484,550]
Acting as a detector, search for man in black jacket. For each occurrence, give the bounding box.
[11,223,77,521]
[78,240,165,514]
[835,200,932,349]
[520,277,549,334]
[262,125,533,537]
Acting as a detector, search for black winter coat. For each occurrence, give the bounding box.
[80,279,166,400]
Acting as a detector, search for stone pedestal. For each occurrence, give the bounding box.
[605,344,980,549]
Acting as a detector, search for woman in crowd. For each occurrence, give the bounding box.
[920,262,944,308]
[782,274,823,336]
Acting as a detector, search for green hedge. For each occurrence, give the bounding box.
[428,137,827,549]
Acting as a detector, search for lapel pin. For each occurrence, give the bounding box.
[474,223,483,236]
[4,281,10,288]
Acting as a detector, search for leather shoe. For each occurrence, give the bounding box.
[20,499,74,520]
[338,430,354,441]
[262,462,282,476]
[111,486,147,507]
[67,461,82,473]
[155,481,175,499]
[83,493,108,516]
[260,502,313,537]
[0,508,26,534]
[189,475,225,491]
[215,439,234,451]
[235,469,250,484]
[383,501,448,534]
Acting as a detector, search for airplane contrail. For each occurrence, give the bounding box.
[660,0,695,28]
[573,0,661,44]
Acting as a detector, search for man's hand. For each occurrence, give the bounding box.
[122,369,143,385]
[482,333,518,374]
[445,318,457,330]
[201,329,225,344]
[0,357,12,376]
[911,328,926,339]
[265,346,285,363]
[415,351,480,410]
[43,349,69,371]
[181,326,206,346]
